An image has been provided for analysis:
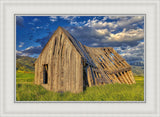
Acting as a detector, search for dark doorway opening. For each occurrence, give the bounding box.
[43,64,48,84]
[83,67,89,90]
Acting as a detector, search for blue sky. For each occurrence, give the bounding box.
[16,15,144,64]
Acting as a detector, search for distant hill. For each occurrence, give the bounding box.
[16,55,144,76]
[131,65,144,76]
[127,61,144,76]
[130,61,144,66]
[16,55,36,72]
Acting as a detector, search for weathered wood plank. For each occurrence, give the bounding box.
[86,47,112,84]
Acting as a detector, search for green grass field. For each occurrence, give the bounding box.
[16,71,144,101]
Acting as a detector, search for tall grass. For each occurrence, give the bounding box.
[16,72,144,101]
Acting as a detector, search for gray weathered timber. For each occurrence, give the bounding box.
[34,26,136,93]
[35,27,83,93]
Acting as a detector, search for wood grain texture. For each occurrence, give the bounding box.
[34,27,83,93]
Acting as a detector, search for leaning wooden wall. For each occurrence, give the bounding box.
[34,27,83,93]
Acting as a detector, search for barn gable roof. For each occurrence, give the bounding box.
[35,26,96,66]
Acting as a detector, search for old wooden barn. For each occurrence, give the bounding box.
[34,26,136,93]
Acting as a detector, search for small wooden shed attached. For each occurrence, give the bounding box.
[34,26,136,93]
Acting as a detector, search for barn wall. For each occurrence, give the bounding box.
[34,29,83,93]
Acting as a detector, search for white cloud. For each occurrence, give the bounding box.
[36,26,43,29]
[107,28,144,42]
[60,16,70,20]
[60,16,81,25]
[18,42,24,48]
[68,23,144,48]
[108,16,127,20]
[115,42,144,62]
[59,16,86,26]
[84,16,144,30]
[85,18,117,29]
[16,46,43,56]
[16,50,22,54]
[116,16,144,28]
[49,16,57,22]
[70,21,79,25]
[102,16,108,21]
[60,16,78,20]
[70,20,86,26]
[90,43,99,46]
[33,18,39,22]
[96,29,109,35]
[28,22,35,25]
[16,50,29,56]
[25,46,34,50]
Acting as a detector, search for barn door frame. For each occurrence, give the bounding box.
[43,64,48,84]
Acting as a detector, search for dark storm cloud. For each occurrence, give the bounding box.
[16,16,24,27]
[68,26,110,39]
[35,32,54,48]
[66,26,110,45]
[99,40,143,47]
[123,56,143,62]
[66,26,144,48]
[115,42,144,63]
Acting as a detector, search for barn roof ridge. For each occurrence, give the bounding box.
[57,26,96,67]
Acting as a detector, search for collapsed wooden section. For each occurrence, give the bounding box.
[84,47,136,86]
[34,26,136,93]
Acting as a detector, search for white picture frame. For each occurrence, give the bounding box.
[0,0,160,117]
